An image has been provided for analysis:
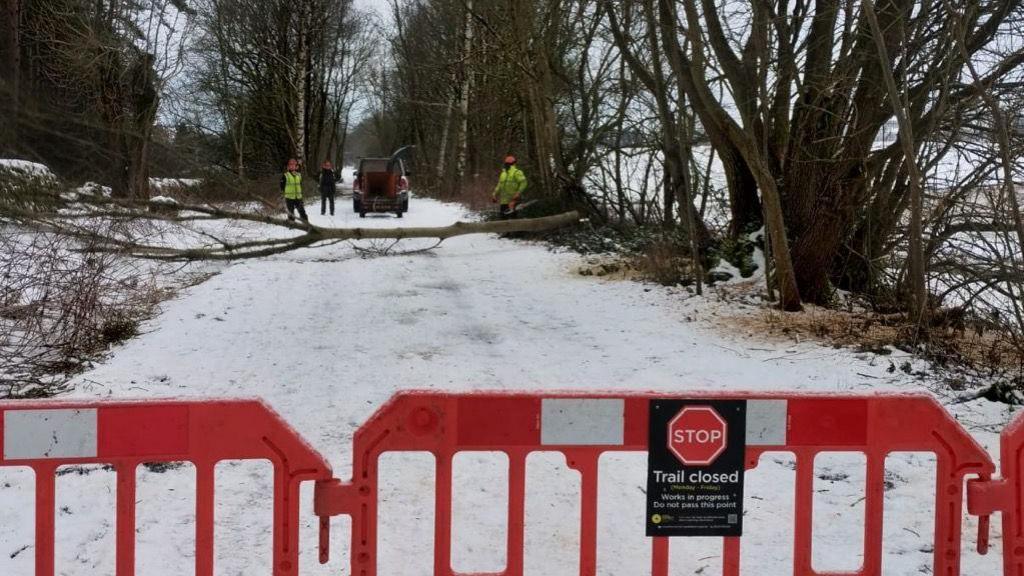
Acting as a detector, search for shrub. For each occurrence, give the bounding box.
[0,160,63,213]
[634,239,695,286]
[99,315,139,345]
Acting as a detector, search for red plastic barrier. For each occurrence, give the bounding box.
[0,399,332,576]
[314,391,994,576]
[1,393,1006,575]
[968,410,1024,576]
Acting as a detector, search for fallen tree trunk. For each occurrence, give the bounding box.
[5,191,582,260]
[20,193,580,260]
[128,211,579,260]
[321,211,581,241]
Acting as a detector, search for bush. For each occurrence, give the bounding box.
[634,239,695,286]
[544,223,691,255]
[0,159,63,213]
[0,232,166,398]
[99,316,139,345]
[711,234,759,279]
[550,224,700,285]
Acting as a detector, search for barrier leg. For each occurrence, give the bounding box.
[116,461,138,576]
[273,466,302,575]
[568,452,599,576]
[651,537,669,576]
[793,450,816,575]
[934,459,964,576]
[34,464,56,576]
[723,537,740,576]
[434,452,453,576]
[863,456,886,576]
[507,450,526,576]
[196,461,215,576]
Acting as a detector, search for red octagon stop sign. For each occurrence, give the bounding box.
[667,406,728,466]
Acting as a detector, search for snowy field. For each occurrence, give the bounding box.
[0,197,1016,575]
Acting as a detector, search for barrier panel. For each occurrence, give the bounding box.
[969,409,1024,576]
[2,392,1018,576]
[0,399,333,576]
[313,391,995,576]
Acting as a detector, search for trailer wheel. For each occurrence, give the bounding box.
[396,211,403,218]
[359,211,366,218]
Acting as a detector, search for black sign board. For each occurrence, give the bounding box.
[646,399,746,537]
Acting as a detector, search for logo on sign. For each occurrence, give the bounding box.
[667,406,728,466]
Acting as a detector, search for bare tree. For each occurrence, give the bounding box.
[454,0,475,186]
[862,0,927,327]
[1,0,20,149]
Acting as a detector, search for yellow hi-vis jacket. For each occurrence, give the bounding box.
[283,172,303,199]
[494,166,527,203]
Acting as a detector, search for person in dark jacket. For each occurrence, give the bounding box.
[319,160,337,215]
[279,159,308,222]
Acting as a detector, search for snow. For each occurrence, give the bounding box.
[75,182,112,197]
[708,258,743,281]
[0,159,53,177]
[0,197,1014,575]
[150,178,201,190]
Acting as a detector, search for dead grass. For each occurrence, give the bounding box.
[457,176,498,211]
[632,240,696,286]
[727,305,1022,372]
[576,256,645,282]
[575,239,698,286]
[576,252,696,286]
[569,239,1021,374]
[0,230,209,398]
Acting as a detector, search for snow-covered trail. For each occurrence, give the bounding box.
[0,196,1013,575]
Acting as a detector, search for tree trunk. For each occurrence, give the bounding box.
[785,197,850,304]
[677,105,704,295]
[718,143,761,237]
[3,0,19,149]
[454,0,474,190]
[436,94,455,188]
[510,0,571,199]
[235,109,247,181]
[337,108,350,172]
[753,159,803,311]
[294,4,308,165]
[835,155,906,293]
[649,0,760,238]
[124,53,159,198]
[127,128,152,198]
[112,210,583,261]
[863,0,926,326]
[523,82,556,196]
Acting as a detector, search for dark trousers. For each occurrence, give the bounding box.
[321,192,335,215]
[286,198,308,221]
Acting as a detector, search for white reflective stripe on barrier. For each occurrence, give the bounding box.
[3,408,98,459]
[746,399,788,445]
[541,398,625,445]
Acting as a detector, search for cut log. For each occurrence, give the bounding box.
[323,211,580,241]
[90,210,583,261]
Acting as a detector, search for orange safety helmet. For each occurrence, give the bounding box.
[503,155,517,165]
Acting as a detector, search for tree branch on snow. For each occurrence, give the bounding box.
[4,192,582,261]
